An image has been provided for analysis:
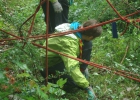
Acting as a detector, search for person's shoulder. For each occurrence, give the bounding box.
[55,23,70,32]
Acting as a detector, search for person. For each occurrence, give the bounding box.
[40,19,103,100]
[41,0,92,86]
[41,0,71,33]
[41,0,92,79]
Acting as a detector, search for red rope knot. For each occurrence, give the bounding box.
[122,17,130,23]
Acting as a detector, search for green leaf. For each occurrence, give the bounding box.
[56,78,67,88]
[36,86,48,99]
[14,61,31,72]
[17,73,30,78]
[0,71,5,79]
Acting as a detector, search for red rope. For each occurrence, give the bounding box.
[19,0,45,36]
[132,20,140,29]
[32,42,140,83]
[0,29,21,39]
[45,0,50,85]
[106,0,130,23]
[120,22,130,36]
[1,10,139,43]
[1,0,140,83]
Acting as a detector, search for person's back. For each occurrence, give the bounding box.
[47,34,80,67]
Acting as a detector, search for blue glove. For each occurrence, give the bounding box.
[86,86,96,100]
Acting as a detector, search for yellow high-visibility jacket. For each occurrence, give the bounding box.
[42,23,89,88]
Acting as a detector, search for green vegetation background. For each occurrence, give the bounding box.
[0,0,140,100]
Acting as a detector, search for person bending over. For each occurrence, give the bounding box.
[40,19,102,100]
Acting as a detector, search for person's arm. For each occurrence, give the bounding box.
[49,0,63,13]
[59,38,89,88]
[59,38,96,99]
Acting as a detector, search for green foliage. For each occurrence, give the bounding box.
[0,0,46,38]
[0,0,140,99]
[57,78,67,88]
[69,0,140,23]
[88,28,140,99]
[0,42,68,99]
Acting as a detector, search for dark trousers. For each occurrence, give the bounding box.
[41,0,69,33]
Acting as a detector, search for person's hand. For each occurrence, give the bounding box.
[52,0,63,13]
[86,86,96,100]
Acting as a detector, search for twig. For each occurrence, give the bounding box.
[120,45,129,64]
